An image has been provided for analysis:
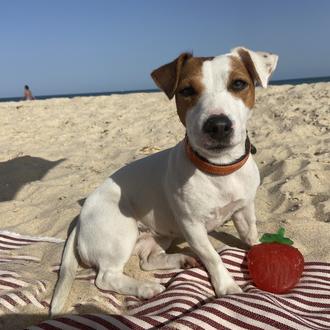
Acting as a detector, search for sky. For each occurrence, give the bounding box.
[1,0,330,98]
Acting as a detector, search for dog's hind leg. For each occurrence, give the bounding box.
[95,271,165,299]
[94,232,166,299]
[79,180,165,299]
[136,234,199,271]
[89,214,165,299]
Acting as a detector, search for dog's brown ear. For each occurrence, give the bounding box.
[231,47,278,88]
[151,53,192,99]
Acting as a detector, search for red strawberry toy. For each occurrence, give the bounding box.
[247,228,304,294]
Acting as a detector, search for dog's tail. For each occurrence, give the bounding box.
[50,226,79,316]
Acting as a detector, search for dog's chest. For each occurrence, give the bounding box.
[181,170,254,230]
[203,198,246,232]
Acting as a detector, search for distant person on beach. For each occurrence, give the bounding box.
[24,85,35,100]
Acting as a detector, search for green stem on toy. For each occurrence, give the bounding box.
[259,227,294,245]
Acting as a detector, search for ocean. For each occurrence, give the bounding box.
[1,76,330,103]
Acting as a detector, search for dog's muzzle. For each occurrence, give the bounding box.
[202,115,233,143]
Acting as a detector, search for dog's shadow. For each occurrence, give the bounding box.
[64,198,86,236]
[209,231,250,250]
[168,231,250,255]
[0,155,65,202]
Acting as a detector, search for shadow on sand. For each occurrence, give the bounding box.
[168,231,250,255]
[0,304,111,330]
[0,155,65,202]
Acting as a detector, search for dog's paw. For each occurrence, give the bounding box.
[137,282,165,299]
[214,279,243,296]
[242,227,259,247]
[180,255,200,269]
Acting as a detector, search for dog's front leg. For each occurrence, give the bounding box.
[233,202,259,246]
[181,222,242,296]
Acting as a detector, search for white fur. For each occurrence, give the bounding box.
[186,55,250,165]
[50,47,278,316]
[231,47,279,88]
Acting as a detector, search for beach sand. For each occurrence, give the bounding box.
[0,82,329,328]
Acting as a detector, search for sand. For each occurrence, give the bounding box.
[0,82,329,328]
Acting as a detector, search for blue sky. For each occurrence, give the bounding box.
[1,0,329,97]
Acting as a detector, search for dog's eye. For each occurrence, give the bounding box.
[230,79,248,91]
[178,86,196,97]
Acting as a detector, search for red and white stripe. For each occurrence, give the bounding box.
[0,230,63,253]
[0,283,47,313]
[27,247,330,330]
[0,255,41,263]
[0,230,63,314]
[0,264,50,312]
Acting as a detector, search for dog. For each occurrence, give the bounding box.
[50,46,278,315]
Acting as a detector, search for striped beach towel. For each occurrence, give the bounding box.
[23,245,330,329]
[0,231,64,315]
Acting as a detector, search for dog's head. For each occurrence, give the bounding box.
[151,47,278,160]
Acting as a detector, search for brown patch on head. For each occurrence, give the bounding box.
[151,53,193,99]
[175,56,214,125]
[228,56,256,109]
[151,54,214,126]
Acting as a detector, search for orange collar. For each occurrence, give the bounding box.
[184,136,251,176]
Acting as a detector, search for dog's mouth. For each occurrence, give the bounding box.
[205,143,232,152]
[203,136,234,151]
[206,144,230,150]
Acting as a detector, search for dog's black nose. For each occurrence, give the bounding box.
[203,115,233,141]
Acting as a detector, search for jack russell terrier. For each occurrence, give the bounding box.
[50,46,278,315]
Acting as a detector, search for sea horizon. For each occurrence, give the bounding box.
[1,75,330,103]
